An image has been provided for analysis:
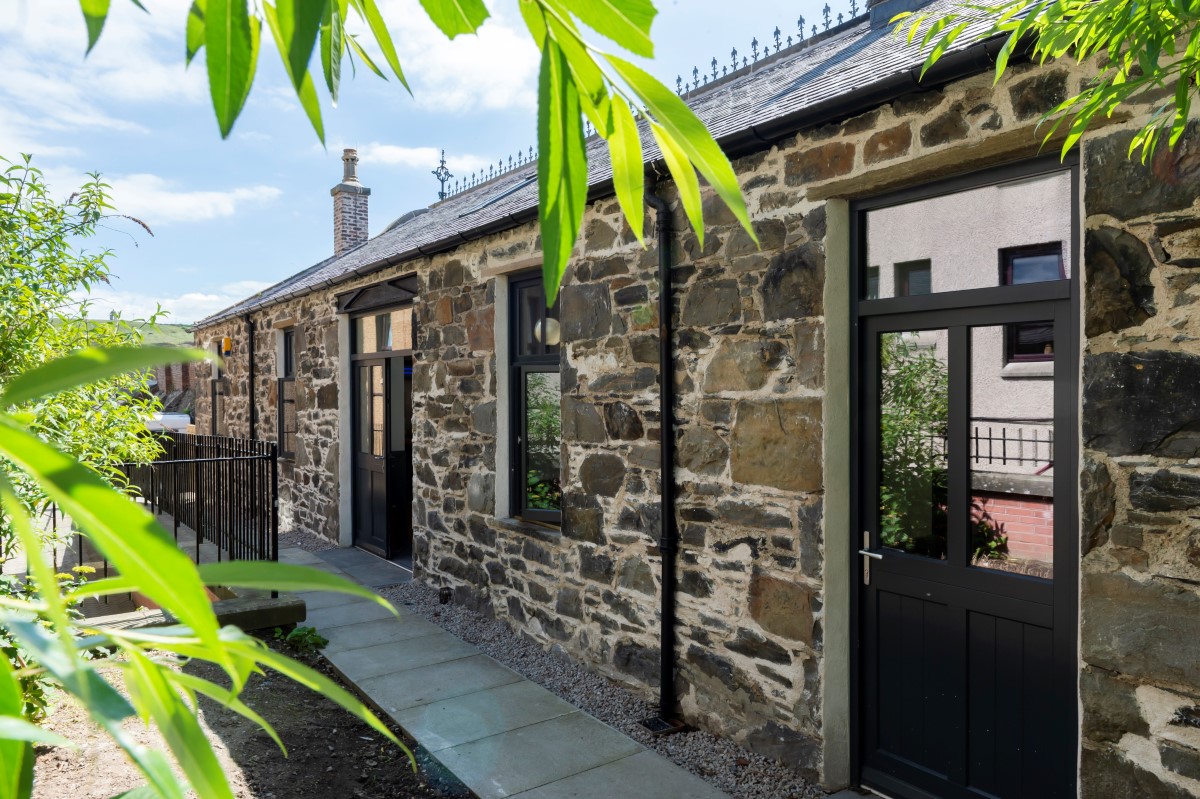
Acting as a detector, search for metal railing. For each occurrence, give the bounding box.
[118,433,279,563]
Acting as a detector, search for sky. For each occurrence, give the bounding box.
[1,0,845,325]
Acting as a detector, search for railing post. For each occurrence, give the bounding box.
[270,440,279,598]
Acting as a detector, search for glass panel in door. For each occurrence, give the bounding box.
[878,329,949,560]
[970,324,1055,579]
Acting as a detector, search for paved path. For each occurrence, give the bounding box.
[282,546,731,799]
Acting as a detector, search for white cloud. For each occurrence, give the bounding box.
[37,167,282,226]
[80,280,275,326]
[363,2,539,113]
[358,143,491,174]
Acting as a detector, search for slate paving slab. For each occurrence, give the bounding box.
[316,547,411,588]
[321,615,445,653]
[391,680,577,752]
[431,711,643,798]
[324,633,475,682]
[293,545,734,799]
[508,750,733,799]
[359,653,524,714]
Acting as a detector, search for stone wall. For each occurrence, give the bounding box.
[1076,122,1200,797]
[191,54,1200,794]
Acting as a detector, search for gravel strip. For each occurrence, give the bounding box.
[278,527,338,552]
[380,580,824,799]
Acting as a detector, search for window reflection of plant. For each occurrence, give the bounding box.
[878,333,1007,561]
[525,372,562,510]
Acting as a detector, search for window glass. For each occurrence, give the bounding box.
[390,306,414,351]
[282,329,296,377]
[866,266,880,300]
[510,273,561,522]
[896,260,932,296]
[524,372,562,512]
[863,170,1072,299]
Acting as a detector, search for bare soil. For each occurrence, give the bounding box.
[33,640,470,799]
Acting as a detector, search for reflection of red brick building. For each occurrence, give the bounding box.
[151,361,196,417]
[974,491,1055,564]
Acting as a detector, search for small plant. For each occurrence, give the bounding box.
[527,470,563,510]
[274,625,328,656]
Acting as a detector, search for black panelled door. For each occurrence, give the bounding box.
[854,159,1078,799]
[352,355,413,559]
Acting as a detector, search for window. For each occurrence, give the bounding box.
[895,259,932,296]
[509,274,561,524]
[1002,243,1063,363]
[866,265,880,300]
[354,307,413,354]
[278,328,297,458]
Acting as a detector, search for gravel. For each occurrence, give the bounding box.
[278,527,338,552]
[380,580,824,799]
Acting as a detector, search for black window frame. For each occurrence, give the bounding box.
[509,273,561,525]
[1000,243,1064,364]
[894,259,932,297]
[277,327,297,459]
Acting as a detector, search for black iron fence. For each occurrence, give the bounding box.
[118,433,279,562]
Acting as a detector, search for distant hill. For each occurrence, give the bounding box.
[80,321,195,347]
[139,324,194,347]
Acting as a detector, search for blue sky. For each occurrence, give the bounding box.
[2,0,842,324]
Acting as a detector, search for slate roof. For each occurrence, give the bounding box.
[196,0,998,327]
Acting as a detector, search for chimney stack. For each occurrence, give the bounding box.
[331,148,370,256]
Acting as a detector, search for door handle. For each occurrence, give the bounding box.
[860,531,882,585]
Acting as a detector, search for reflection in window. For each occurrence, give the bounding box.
[862,169,1072,299]
[895,260,932,296]
[1003,244,1062,363]
[510,273,561,523]
[354,307,414,353]
[866,265,880,300]
[879,331,949,559]
[278,327,297,458]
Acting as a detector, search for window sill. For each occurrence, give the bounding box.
[496,516,561,543]
[1001,361,1054,379]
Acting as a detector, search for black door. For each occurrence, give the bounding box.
[352,357,414,559]
[854,158,1078,799]
[353,360,389,556]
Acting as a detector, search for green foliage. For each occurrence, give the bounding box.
[0,158,164,565]
[877,334,1008,562]
[274,625,328,655]
[0,162,413,798]
[526,470,563,510]
[895,0,1200,161]
[877,333,949,553]
[76,0,756,307]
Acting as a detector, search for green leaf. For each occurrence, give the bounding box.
[197,561,396,609]
[206,0,261,138]
[558,0,657,58]
[124,650,234,799]
[170,671,286,754]
[537,40,588,306]
[352,0,411,91]
[251,645,410,756]
[80,0,111,54]
[419,0,490,38]
[0,416,223,654]
[346,33,387,80]
[0,657,35,799]
[1,346,209,410]
[650,122,703,241]
[609,100,645,244]
[263,3,326,143]
[0,716,73,747]
[320,0,346,105]
[271,0,326,92]
[186,0,206,65]
[607,55,756,248]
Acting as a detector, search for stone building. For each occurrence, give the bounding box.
[192,0,1200,795]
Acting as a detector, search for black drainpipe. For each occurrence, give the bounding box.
[645,186,682,730]
[244,314,257,440]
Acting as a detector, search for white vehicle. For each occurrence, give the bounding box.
[145,412,192,433]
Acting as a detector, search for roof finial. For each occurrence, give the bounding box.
[432,149,453,200]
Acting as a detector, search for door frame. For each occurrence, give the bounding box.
[847,153,1081,794]
[348,306,415,559]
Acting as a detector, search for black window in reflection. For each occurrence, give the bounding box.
[510,273,561,524]
[1002,244,1063,363]
[895,259,932,296]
